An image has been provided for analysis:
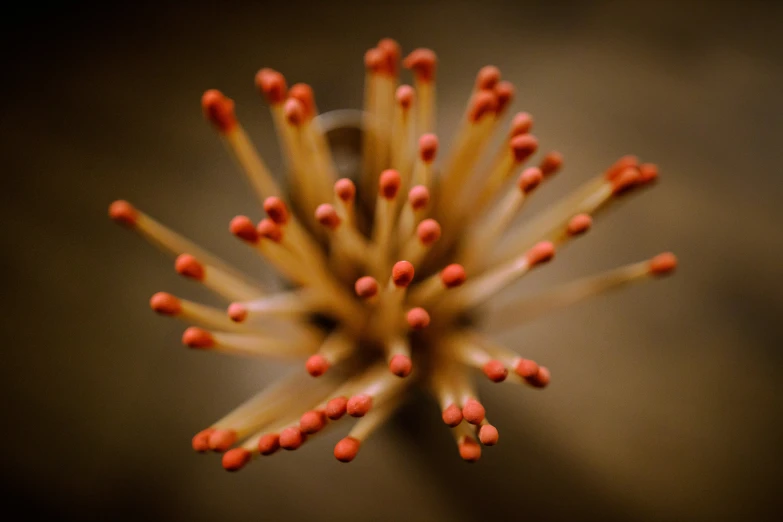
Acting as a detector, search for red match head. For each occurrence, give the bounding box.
[227,303,248,323]
[396,84,415,109]
[475,65,501,91]
[510,112,533,136]
[495,80,515,114]
[150,292,182,316]
[347,394,373,417]
[355,276,379,299]
[378,38,401,76]
[256,218,283,243]
[108,200,138,226]
[257,433,280,456]
[441,404,463,427]
[192,428,215,452]
[611,167,642,196]
[417,219,441,246]
[364,48,385,74]
[254,68,287,105]
[389,354,413,378]
[566,214,593,236]
[639,163,659,185]
[403,48,437,82]
[539,150,564,177]
[458,436,482,462]
[230,215,259,243]
[379,169,402,199]
[409,185,430,210]
[649,252,677,276]
[605,155,639,181]
[222,448,251,471]
[440,264,467,288]
[325,396,348,420]
[264,197,290,225]
[406,307,431,330]
[514,358,539,379]
[482,360,508,383]
[334,436,361,463]
[462,398,486,425]
[299,410,327,434]
[418,134,439,163]
[182,327,214,349]
[305,354,330,377]
[392,261,415,287]
[518,167,543,194]
[284,97,305,126]
[334,178,356,203]
[201,89,237,133]
[527,366,551,388]
[279,427,304,450]
[175,254,205,281]
[209,429,238,452]
[289,83,316,120]
[478,424,499,446]
[510,134,539,163]
[315,204,341,230]
[468,89,498,122]
[525,241,555,268]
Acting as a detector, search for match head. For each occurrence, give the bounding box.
[389,354,413,378]
[475,65,501,91]
[150,292,182,316]
[227,303,248,323]
[539,150,564,177]
[514,358,540,379]
[209,429,238,452]
[482,360,508,383]
[527,366,551,388]
[355,276,379,299]
[299,410,327,434]
[605,155,639,181]
[510,134,539,163]
[525,241,555,267]
[392,261,415,287]
[264,197,290,225]
[256,218,283,243]
[396,84,415,109]
[462,399,486,425]
[468,89,498,122]
[418,134,439,163]
[305,354,330,377]
[417,219,441,246]
[406,307,431,330]
[284,97,305,126]
[325,396,348,420]
[403,48,437,82]
[495,80,515,114]
[182,327,214,349]
[517,167,543,194]
[566,214,593,237]
[441,404,463,427]
[458,436,482,462]
[175,254,205,281]
[649,252,677,276]
[478,424,499,446]
[255,68,287,105]
[222,448,251,472]
[201,89,237,133]
[510,111,534,136]
[334,436,361,463]
[279,427,304,450]
[409,185,430,211]
[192,428,216,452]
[440,264,467,288]
[288,83,316,119]
[257,433,280,456]
[334,178,356,203]
[379,169,402,199]
[347,394,373,417]
[108,200,138,226]
[639,163,659,185]
[378,38,401,76]
[611,167,642,196]
[229,215,259,243]
[364,48,385,73]
[315,204,341,230]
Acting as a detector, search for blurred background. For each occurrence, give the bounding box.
[2,1,781,520]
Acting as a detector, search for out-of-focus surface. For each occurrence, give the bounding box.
[2,1,781,520]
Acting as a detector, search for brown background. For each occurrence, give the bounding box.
[2,1,782,521]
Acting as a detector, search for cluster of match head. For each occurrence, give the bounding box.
[109,37,677,471]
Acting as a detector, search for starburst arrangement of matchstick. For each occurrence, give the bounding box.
[109,38,676,471]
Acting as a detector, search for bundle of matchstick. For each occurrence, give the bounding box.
[109,38,676,470]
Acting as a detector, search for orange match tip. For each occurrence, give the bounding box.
[476,65,501,91]
[605,155,639,181]
[417,219,441,246]
[418,133,439,163]
[389,354,413,378]
[403,48,437,82]
[392,260,415,287]
[528,366,551,388]
[254,68,287,105]
[256,218,283,243]
[108,200,138,226]
[300,410,327,434]
[482,360,508,383]
[566,214,593,236]
[288,83,316,120]
[462,399,486,425]
[440,264,467,288]
[305,354,330,377]
[264,196,290,225]
[611,167,642,195]
[539,150,564,177]
[227,303,248,323]
[364,48,385,73]
[638,162,659,185]
[468,89,498,122]
[182,327,214,349]
[458,437,482,462]
[495,81,515,114]
[406,307,431,330]
[257,433,280,456]
[510,134,539,162]
[150,292,182,316]
[514,358,539,379]
[379,169,402,199]
[326,396,348,420]
[355,276,379,299]
[229,215,259,243]
[334,436,361,463]
[334,178,356,202]
[315,204,341,229]
[396,84,415,109]
[209,429,238,452]
[409,185,431,210]
[649,252,677,276]
[175,254,205,281]
[222,448,251,472]
[478,424,499,446]
[279,427,304,450]
[201,89,237,133]
[510,111,534,136]
[347,394,373,417]
[192,428,216,452]
[518,167,543,194]
[284,97,305,126]
[525,241,555,267]
[378,37,401,62]
[442,404,463,427]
